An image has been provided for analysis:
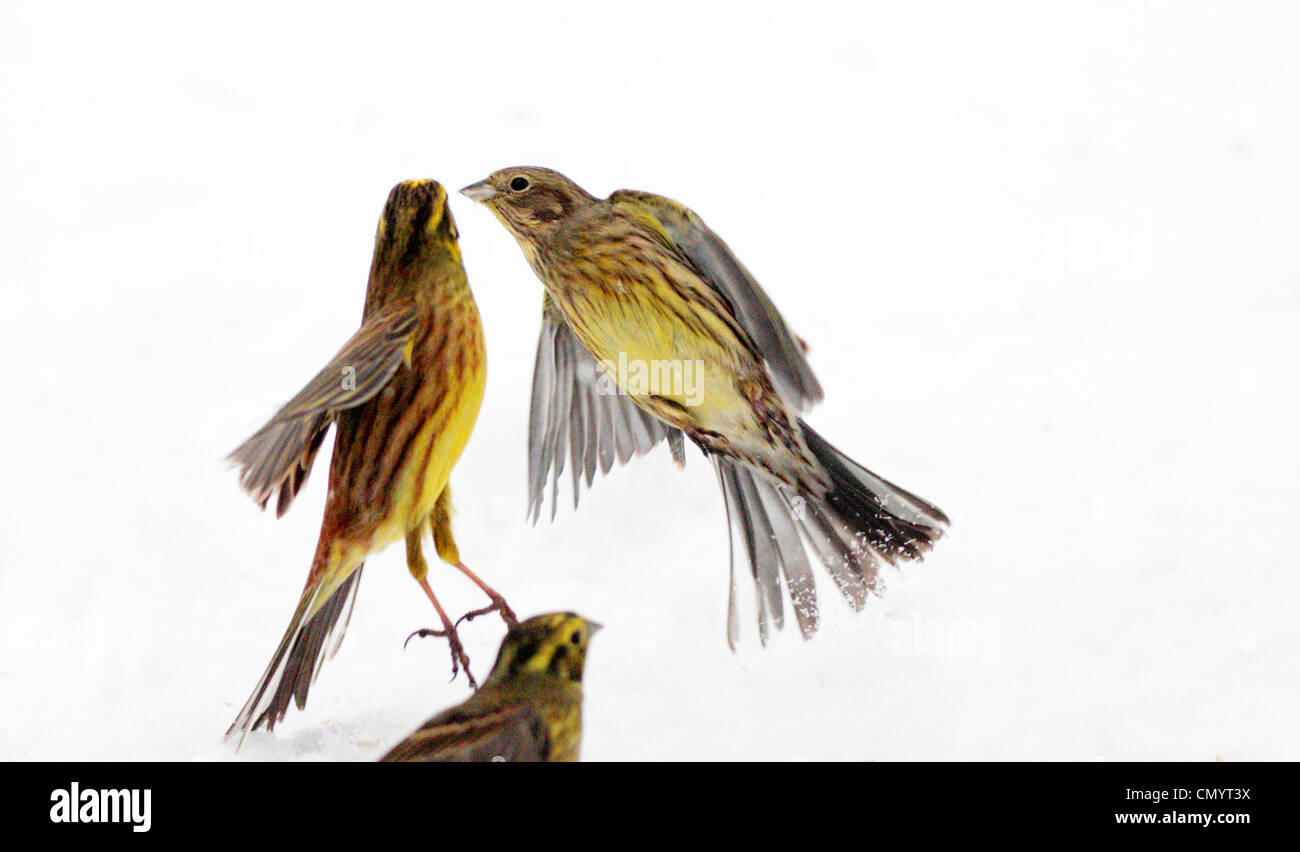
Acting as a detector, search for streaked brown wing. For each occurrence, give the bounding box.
[611,190,824,412]
[528,292,684,523]
[229,306,418,516]
[379,703,550,762]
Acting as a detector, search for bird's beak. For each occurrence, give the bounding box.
[586,620,603,637]
[459,180,500,203]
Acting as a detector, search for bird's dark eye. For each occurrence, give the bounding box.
[570,630,583,645]
[510,176,530,192]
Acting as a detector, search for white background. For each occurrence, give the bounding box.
[1,1,1296,760]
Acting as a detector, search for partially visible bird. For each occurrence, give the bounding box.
[380,612,599,762]
[225,179,513,746]
[462,167,948,646]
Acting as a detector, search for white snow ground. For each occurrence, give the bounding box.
[1,1,1297,761]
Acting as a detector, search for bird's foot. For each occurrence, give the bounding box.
[404,625,477,690]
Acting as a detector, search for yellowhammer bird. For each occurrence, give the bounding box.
[225,179,513,746]
[380,612,599,762]
[462,167,948,646]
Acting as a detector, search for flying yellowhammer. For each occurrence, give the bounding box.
[462,167,948,645]
[225,180,512,745]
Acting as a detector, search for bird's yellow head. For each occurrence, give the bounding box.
[484,612,601,686]
[371,179,462,270]
[366,179,465,309]
[460,167,595,246]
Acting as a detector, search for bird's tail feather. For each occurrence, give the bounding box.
[714,457,819,647]
[714,423,948,645]
[801,422,949,561]
[224,563,364,748]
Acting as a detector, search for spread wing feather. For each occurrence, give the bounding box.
[527,293,681,523]
[230,306,417,516]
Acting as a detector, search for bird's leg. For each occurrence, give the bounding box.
[426,498,517,630]
[404,529,477,689]
[451,561,518,629]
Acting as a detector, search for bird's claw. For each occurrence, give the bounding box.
[454,596,519,630]
[403,626,445,651]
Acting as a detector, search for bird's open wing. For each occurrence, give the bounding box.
[229,306,418,516]
[611,190,824,412]
[379,703,551,762]
[528,292,684,523]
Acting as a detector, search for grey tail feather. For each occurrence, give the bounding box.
[712,425,948,646]
[713,457,819,648]
[224,565,364,748]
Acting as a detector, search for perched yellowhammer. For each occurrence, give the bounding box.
[380,612,599,762]
[462,168,948,646]
[225,180,513,745]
